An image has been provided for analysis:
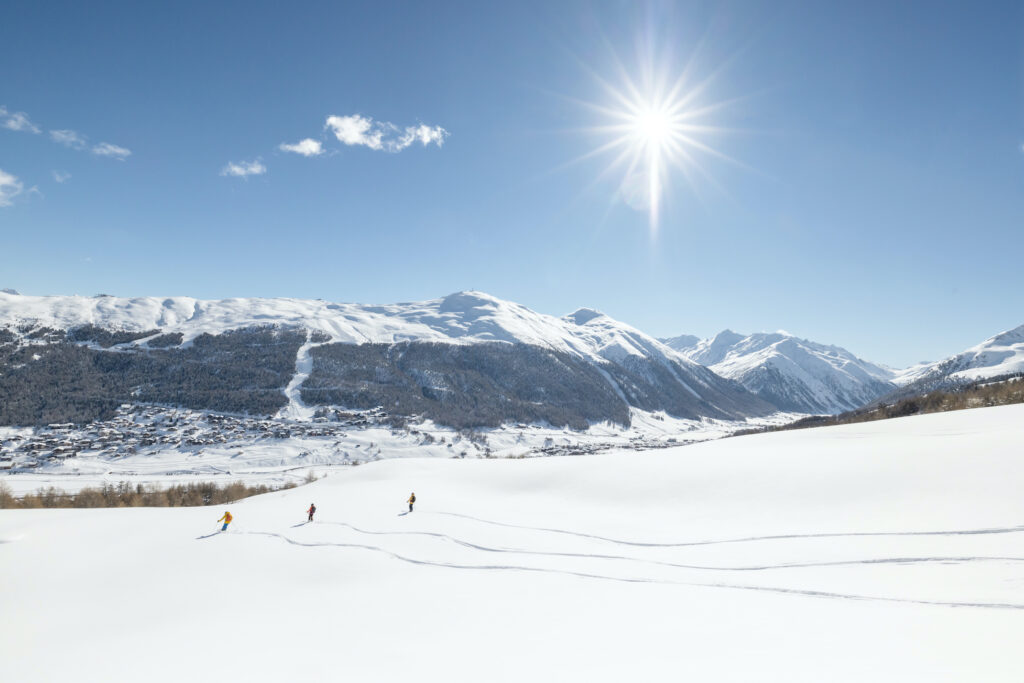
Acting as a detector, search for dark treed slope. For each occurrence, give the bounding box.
[0,326,304,425]
[300,341,775,430]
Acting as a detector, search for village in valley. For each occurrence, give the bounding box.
[0,403,704,480]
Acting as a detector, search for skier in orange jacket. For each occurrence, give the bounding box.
[217,510,233,531]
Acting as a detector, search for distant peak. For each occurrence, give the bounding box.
[438,290,503,312]
[1,288,19,295]
[712,329,744,345]
[660,334,700,351]
[564,308,605,326]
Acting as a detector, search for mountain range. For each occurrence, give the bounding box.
[0,290,1020,428]
[0,291,771,428]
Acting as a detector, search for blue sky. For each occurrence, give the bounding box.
[1,0,1022,367]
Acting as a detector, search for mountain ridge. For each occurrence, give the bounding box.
[0,290,776,428]
[662,330,896,414]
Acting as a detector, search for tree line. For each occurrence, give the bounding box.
[0,479,301,509]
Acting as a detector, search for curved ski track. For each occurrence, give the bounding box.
[200,513,1024,611]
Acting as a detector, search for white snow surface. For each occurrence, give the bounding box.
[668,330,896,414]
[3,404,1024,682]
[894,323,1024,386]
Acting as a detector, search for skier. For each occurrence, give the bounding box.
[217,510,233,532]
[407,492,416,513]
[307,503,316,522]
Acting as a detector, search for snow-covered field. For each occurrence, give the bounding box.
[3,404,1024,681]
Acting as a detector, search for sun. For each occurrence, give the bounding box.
[568,48,744,236]
[632,105,675,147]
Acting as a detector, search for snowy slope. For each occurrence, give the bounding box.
[0,290,655,361]
[664,330,896,414]
[3,404,1024,682]
[0,290,682,370]
[894,323,1024,387]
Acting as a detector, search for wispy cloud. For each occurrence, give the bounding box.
[0,106,41,134]
[51,130,131,159]
[224,113,447,179]
[0,168,25,207]
[92,142,132,160]
[4,108,132,163]
[324,114,448,153]
[220,159,267,178]
[50,129,88,149]
[279,138,324,157]
[52,170,72,183]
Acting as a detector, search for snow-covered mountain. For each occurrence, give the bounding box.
[662,330,896,415]
[887,323,1024,396]
[0,290,775,428]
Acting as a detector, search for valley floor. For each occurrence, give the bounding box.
[0,408,798,495]
[2,404,1024,681]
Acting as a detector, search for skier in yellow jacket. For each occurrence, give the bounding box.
[407,492,416,513]
[217,510,233,532]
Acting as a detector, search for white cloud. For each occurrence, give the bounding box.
[220,159,267,178]
[92,142,132,160]
[398,124,448,148]
[50,129,88,149]
[325,114,384,150]
[325,114,448,153]
[279,138,324,157]
[0,105,41,134]
[0,168,25,207]
[52,170,72,183]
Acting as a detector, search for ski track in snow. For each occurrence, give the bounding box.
[314,520,1024,573]
[427,511,1024,547]
[233,528,1024,611]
